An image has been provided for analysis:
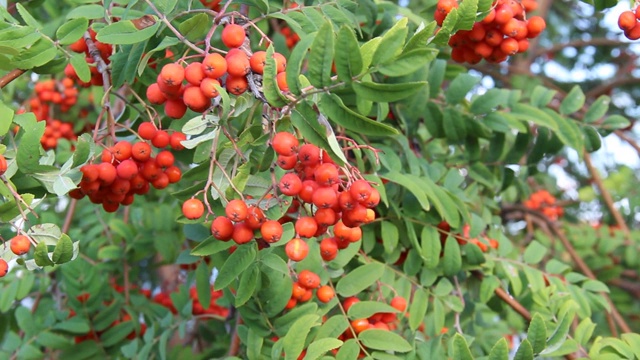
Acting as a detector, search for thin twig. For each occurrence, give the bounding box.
[0,69,26,89]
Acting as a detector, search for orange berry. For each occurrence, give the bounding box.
[0,259,7,277]
[185,61,206,85]
[183,86,210,112]
[221,24,246,48]
[202,53,227,79]
[159,63,185,87]
[164,99,188,119]
[260,220,283,243]
[276,72,288,92]
[249,51,267,74]
[285,238,309,261]
[225,76,248,95]
[226,53,250,77]
[200,78,221,98]
[350,319,370,334]
[182,199,205,220]
[316,285,335,303]
[10,235,31,255]
[226,199,248,222]
[0,154,7,176]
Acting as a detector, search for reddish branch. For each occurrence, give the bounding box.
[583,152,632,244]
[615,130,640,157]
[0,69,26,89]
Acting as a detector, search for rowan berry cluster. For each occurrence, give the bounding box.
[524,189,563,220]
[69,288,149,343]
[23,78,84,150]
[618,6,640,40]
[147,23,288,120]
[437,0,546,64]
[66,29,112,87]
[153,286,229,318]
[69,122,186,212]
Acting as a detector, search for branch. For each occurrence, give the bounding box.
[615,130,640,157]
[0,69,26,89]
[583,152,632,245]
[531,38,629,59]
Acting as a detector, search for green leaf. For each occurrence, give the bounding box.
[421,226,441,269]
[404,21,438,51]
[286,35,314,95]
[408,288,428,331]
[514,339,534,360]
[601,115,631,130]
[52,234,74,264]
[347,301,399,319]
[236,263,259,307]
[510,103,558,131]
[584,95,610,123]
[315,315,349,340]
[308,21,334,88]
[358,329,412,352]
[16,3,42,29]
[541,306,576,355]
[543,109,584,151]
[54,317,91,334]
[196,261,211,309]
[479,275,500,303]
[582,279,609,293]
[380,172,430,211]
[574,318,595,346]
[34,241,54,267]
[137,36,180,76]
[191,236,233,256]
[36,331,72,350]
[530,85,557,108]
[456,0,479,30]
[621,333,640,359]
[371,17,408,66]
[559,85,585,115]
[443,107,467,142]
[335,263,385,296]
[0,101,14,137]
[291,103,346,165]
[66,5,104,19]
[442,236,462,277]
[470,88,507,114]
[318,94,399,136]
[488,338,509,360]
[377,48,437,77]
[523,240,547,265]
[12,38,57,69]
[303,338,343,360]
[452,333,474,360]
[263,45,287,107]
[380,221,399,254]
[445,73,479,104]
[283,314,320,360]
[353,81,427,102]
[334,26,363,84]
[527,313,547,354]
[156,0,179,14]
[100,321,135,347]
[583,125,602,152]
[56,18,88,45]
[96,19,160,44]
[336,339,360,359]
[214,244,257,290]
